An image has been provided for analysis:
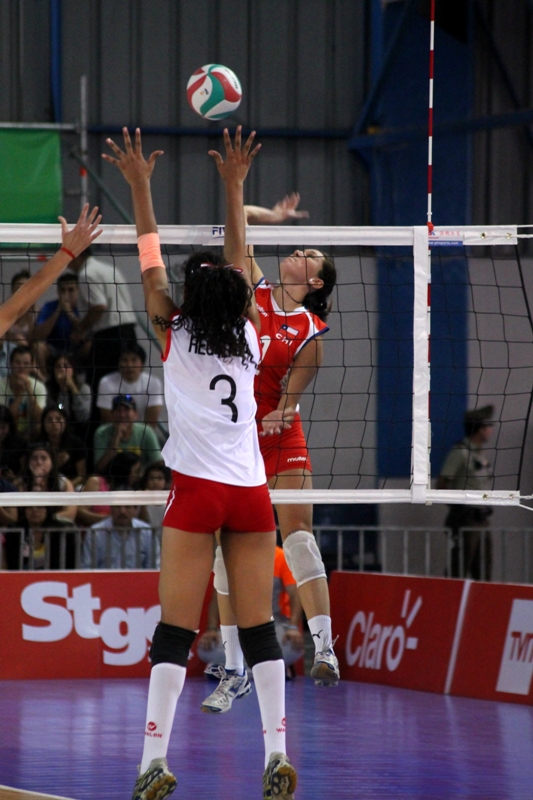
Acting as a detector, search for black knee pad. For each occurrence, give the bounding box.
[150,622,197,667]
[238,620,282,669]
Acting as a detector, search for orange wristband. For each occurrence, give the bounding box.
[138,233,165,273]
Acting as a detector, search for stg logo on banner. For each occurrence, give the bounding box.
[0,572,213,680]
[21,581,160,666]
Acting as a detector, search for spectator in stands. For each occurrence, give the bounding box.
[96,342,163,431]
[5,271,49,381]
[107,450,143,489]
[76,453,141,528]
[0,470,19,527]
[138,461,171,533]
[81,498,159,569]
[93,394,161,475]
[67,248,138,390]
[4,505,76,570]
[34,272,89,363]
[0,345,47,437]
[0,334,16,379]
[437,404,494,581]
[0,405,28,481]
[197,546,304,698]
[20,442,76,522]
[39,405,86,487]
[45,352,92,430]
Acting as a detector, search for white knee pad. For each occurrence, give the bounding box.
[283,530,326,588]
[213,545,229,595]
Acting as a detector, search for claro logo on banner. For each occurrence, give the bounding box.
[21,581,160,666]
[345,589,422,672]
[330,572,465,694]
[496,599,533,696]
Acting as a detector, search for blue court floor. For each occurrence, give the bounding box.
[0,676,532,799]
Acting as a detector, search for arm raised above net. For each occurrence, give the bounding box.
[208,127,261,329]
[244,192,309,286]
[0,205,102,340]
[102,127,176,350]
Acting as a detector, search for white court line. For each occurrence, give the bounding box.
[0,786,74,800]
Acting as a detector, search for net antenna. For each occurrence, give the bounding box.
[0,221,528,514]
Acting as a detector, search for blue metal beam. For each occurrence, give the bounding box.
[49,0,62,122]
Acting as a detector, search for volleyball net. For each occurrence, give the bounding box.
[0,222,532,511]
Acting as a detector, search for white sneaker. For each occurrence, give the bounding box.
[262,751,297,800]
[132,757,177,800]
[200,668,252,713]
[310,645,340,686]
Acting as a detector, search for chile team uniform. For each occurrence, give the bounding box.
[254,280,329,478]
[161,311,275,534]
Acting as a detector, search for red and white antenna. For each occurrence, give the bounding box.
[427,0,436,231]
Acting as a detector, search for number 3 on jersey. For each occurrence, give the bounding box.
[210,375,238,422]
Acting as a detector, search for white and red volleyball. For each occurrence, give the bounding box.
[186,64,242,120]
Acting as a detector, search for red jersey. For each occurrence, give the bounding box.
[254,280,329,420]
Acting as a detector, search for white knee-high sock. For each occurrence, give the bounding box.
[308,614,332,653]
[252,659,286,768]
[221,624,244,673]
[140,663,186,773]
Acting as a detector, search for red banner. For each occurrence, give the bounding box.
[330,572,465,693]
[450,582,533,704]
[0,572,212,680]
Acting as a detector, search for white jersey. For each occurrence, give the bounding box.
[161,314,266,487]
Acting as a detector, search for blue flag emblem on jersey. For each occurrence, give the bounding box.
[280,323,299,338]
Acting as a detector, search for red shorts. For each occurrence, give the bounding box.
[163,471,275,534]
[259,415,312,479]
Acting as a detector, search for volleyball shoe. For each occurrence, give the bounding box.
[132,757,177,800]
[200,667,252,713]
[262,752,297,800]
[310,642,340,686]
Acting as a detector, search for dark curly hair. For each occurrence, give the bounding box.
[302,254,337,322]
[154,250,255,366]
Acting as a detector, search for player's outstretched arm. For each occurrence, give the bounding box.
[0,204,102,340]
[103,127,175,349]
[244,193,309,286]
[208,126,261,328]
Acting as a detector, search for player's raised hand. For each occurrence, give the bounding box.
[60,204,102,257]
[244,192,309,225]
[102,127,164,185]
[208,126,261,185]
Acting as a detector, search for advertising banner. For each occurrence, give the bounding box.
[330,572,465,693]
[450,582,533,705]
[0,571,212,680]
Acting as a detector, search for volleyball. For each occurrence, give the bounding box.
[186,64,242,120]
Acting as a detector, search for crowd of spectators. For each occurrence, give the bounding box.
[0,256,170,571]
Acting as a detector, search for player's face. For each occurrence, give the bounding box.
[279,249,324,289]
[29,450,53,477]
[119,354,143,382]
